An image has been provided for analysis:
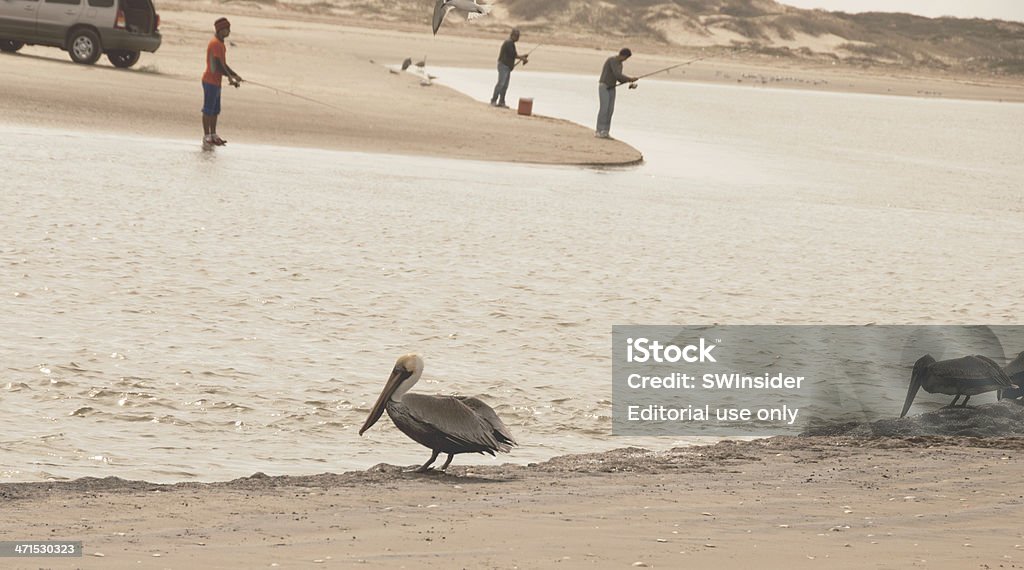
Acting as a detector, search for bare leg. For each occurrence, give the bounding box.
[414,450,440,473]
[440,453,455,471]
[202,114,213,135]
[945,395,961,407]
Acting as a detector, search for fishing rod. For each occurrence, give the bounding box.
[238,79,346,112]
[617,47,748,88]
[514,44,543,68]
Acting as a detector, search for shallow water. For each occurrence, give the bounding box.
[2,71,1022,482]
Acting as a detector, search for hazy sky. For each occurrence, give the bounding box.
[778,0,1024,22]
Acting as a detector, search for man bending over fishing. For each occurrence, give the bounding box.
[596,48,636,139]
[202,17,243,147]
[490,28,528,108]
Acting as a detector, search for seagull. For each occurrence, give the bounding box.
[432,0,493,36]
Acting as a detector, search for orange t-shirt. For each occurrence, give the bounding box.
[202,37,226,86]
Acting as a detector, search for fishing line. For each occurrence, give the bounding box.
[617,47,750,87]
[240,79,345,112]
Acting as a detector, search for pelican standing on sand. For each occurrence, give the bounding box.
[359,354,516,472]
[900,354,1016,417]
[432,0,493,36]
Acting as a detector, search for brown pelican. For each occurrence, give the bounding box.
[900,354,1016,417]
[359,354,516,472]
[1002,351,1024,399]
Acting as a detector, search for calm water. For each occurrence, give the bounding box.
[2,72,1022,482]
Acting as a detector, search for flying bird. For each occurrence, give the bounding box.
[432,0,493,36]
[900,354,1016,417]
[359,354,516,472]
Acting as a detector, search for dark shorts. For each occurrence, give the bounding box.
[202,82,221,116]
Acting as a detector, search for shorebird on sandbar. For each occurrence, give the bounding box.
[358,353,516,472]
[432,0,493,36]
[900,354,1017,417]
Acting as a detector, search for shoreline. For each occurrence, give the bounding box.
[0,10,644,167]
[159,2,1024,105]
[3,437,1023,568]
[4,8,1023,170]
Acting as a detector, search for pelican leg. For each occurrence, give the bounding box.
[414,450,440,473]
[960,395,971,407]
[439,453,455,471]
[945,395,961,408]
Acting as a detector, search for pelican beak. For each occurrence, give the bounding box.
[900,362,925,418]
[359,366,412,435]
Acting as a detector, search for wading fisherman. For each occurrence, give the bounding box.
[202,18,244,147]
[490,28,528,108]
[596,48,636,139]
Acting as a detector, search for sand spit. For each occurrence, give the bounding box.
[1,10,642,166]
[3,438,1024,568]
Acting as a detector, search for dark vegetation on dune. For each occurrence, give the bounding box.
[206,0,1024,74]
[501,0,1024,74]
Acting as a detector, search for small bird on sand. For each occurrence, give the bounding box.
[401,57,413,70]
[432,0,493,36]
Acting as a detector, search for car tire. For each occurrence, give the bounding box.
[0,39,25,53]
[68,29,102,65]
[107,50,140,68]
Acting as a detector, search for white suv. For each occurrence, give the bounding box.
[0,0,161,68]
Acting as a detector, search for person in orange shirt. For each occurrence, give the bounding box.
[202,17,243,147]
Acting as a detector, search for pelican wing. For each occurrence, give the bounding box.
[402,393,508,453]
[932,355,1014,387]
[1005,351,1024,379]
[1002,352,1024,398]
[457,396,517,449]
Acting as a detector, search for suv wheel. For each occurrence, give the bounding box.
[0,39,25,53]
[68,29,102,65]
[107,50,140,68]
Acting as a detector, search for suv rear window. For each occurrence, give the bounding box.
[88,0,115,6]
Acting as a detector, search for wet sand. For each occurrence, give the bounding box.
[3,437,1024,569]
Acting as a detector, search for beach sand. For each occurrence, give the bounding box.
[3,437,1023,569]
[5,7,1024,568]
[3,7,1022,168]
[1,10,643,166]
